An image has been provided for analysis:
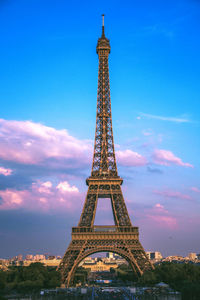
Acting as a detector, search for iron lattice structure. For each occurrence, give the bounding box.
[58,16,153,287]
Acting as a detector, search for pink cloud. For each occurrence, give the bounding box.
[154,190,192,200]
[154,203,165,210]
[0,119,92,167]
[128,202,178,230]
[148,214,177,229]
[146,203,177,229]
[0,190,26,209]
[190,187,200,193]
[152,149,193,168]
[0,180,82,212]
[37,181,53,194]
[0,166,12,176]
[116,149,147,166]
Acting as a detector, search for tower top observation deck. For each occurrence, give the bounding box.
[96,14,111,54]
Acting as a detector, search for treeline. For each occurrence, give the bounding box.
[0,262,60,295]
[114,263,138,282]
[139,262,200,300]
[1,261,200,299]
[116,262,200,300]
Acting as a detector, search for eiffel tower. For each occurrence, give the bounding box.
[58,15,153,287]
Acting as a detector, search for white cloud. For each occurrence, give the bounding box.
[56,181,79,193]
[0,166,13,176]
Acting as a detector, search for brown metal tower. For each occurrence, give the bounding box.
[58,15,153,286]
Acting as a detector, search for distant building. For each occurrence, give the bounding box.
[23,258,61,267]
[81,255,127,271]
[197,253,200,260]
[33,254,45,261]
[48,255,56,260]
[188,253,197,260]
[40,258,61,267]
[26,254,33,260]
[106,252,114,259]
[146,251,162,261]
[106,252,124,260]
[17,254,23,261]
[83,257,94,264]
[112,254,125,264]
[44,253,49,259]
[0,259,8,270]
[164,256,184,262]
[82,258,118,272]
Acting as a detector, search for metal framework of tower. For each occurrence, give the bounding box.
[58,16,153,287]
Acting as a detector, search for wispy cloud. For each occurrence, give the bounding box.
[147,203,177,229]
[152,149,193,168]
[139,113,191,123]
[142,129,153,136]
[147,166,163,174]
[190,187,200,193]
[154,189,192,201]
[143,24,175,39]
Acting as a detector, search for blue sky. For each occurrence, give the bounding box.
[0,0,200,258]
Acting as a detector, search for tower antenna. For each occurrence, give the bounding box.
[102,14,104,26]
[102,14,105,37]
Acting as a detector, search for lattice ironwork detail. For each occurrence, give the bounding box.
[58,16,153,286]
[92,52,118,178]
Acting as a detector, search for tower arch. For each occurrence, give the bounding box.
[66,247,141,286]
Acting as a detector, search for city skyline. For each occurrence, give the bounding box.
[0,0,200,259]
[1,250,200,263]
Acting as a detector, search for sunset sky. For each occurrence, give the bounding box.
[0,0,200,259]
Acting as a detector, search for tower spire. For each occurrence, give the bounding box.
[102,14,105,37]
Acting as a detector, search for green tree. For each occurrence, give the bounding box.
[138,262,200,300]
[0,270,6,290]
[0,262,61,294]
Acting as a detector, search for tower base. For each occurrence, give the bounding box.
[58,226,153,287]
